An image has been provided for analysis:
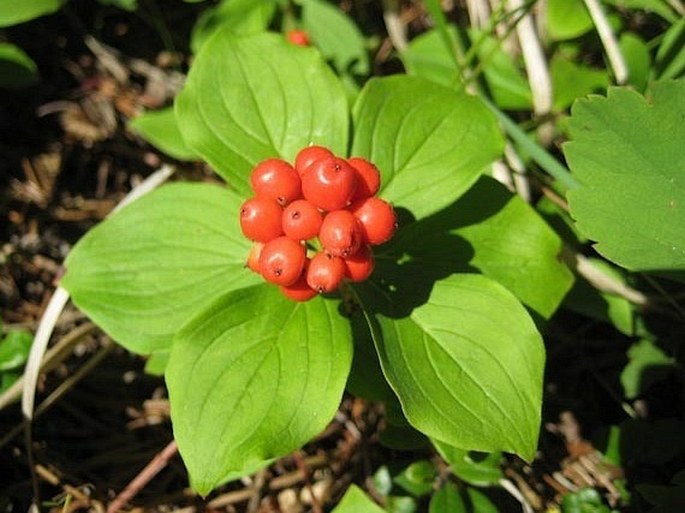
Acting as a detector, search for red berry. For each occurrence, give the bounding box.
[280,260,317,302]
[351,197,397,245]
[246,242,264,273]
[294,145,334,177]
[240,197,284,242]
[287,29,310,47]
[251,158,301,206]
[302,156,358,211]
[348,157,380,201]
[259,236,306,286]
[343,245,375,282]
[282,199,323,241]
[307,252,345,293]
[319,210,363,257]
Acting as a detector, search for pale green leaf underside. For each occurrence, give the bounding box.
[128,107,198,161]
[61,183,260,354]
[176,31,348,195]
[166,285,352,494]
[352,75,503,220]
[565,81,685,271]
[369,274,544,460]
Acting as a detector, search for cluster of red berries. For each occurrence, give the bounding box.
[240,146,397,302]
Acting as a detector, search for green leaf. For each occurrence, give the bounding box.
[471,30,532,110]
[561,488,614,513]
[655,18,685,80]
[562,258,635,335]
[429,483,461,513]
[383,176,573,319]
[166,285,352,494]
[619,33,651,92]
[565,81,685,271]
[386,496,418,513]
[604,0,678,23]
[61,183,260,354]
[346,309,395,401]
[621,339,674,398]
[128,107,198,161]
[402,28,532,110]
[144,351,170,376]
[637,471,685,513]
[394,460,436,497]
[0,330,33,371]
[546,0,593,41]
[176,31,348,194]
[97,0,138,11]
[359,274,545,461]
[0,0,65,27]
[0,43,39,89]
[332,485,385,513]
[432,440,503,486]
[190,0,275,54]
[401,28,461,89]
[550,54,609,111]
[351,75,503,219]
[430,484,499,513]
[299,0,369,75]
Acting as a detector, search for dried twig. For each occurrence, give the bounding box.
[106,440,179,513]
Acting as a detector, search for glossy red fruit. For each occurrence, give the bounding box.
[286,29,310,47]
[240,197,284,242]
[302,156,358,211]
[282,199,323,241]
[348,157,380,201]
[319,210,363,257]
[250,158,301,206]
[351,197,397,245]
[307,252,345,293]
[246,242,264,273]
[343,245,375,282]
[294,145,334,177]
[280,261,317,302]
[259,236,306,286]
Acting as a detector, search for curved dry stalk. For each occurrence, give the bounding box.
[21,164,176,421]
[381,0,407,52]
[562,249,649,306]
[583,0,628,84]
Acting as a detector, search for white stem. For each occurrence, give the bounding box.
[499,479,535,513]
[111,164,175,215]
[507,0,553,116]
[504,143,531,203]
[568,251,649,306]
[466,0,492,29]
[382,0,407,52]
[21,165,175,420]
[22,287,70,419]
[584,0,628,84]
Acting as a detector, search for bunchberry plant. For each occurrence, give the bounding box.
[59,30,571,494]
